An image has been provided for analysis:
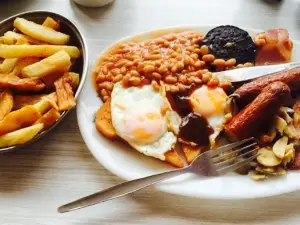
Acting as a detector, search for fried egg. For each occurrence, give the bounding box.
[110,82,181,160]
[190,85,228,148]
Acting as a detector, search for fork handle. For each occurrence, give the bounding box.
[58,167,188,213]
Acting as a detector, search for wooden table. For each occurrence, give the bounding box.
[1,0,300,224]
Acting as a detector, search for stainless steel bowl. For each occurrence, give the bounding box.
[0,11,88,153]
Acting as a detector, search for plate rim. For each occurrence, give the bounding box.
[77,25,300,199]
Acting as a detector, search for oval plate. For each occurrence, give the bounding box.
[77,26,300,199]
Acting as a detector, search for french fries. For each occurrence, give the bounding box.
[0,74,45,92]
[55,75,76,111]
[4,31,44,45]
[42,92,59,110]
[0,58,18,73]
[14,18,70,45]
[0,44,80,59]
[14,94,45,110]
[0,123,44,148]
[0,16,80,148]
[34,108,61,129]
[22,50,71,78]
[33,100,52,114]
[0,105,41,136]
[11,57,40,77]
[0,91,13,120]
[42,17,60,30]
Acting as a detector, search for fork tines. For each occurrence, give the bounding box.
[209,137,259,175]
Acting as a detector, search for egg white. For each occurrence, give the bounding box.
[110,82,181,161]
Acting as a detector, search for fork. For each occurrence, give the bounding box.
[58,137,258,213]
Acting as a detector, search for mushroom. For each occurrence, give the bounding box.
[257,147,282,167]
[272,136,288,159]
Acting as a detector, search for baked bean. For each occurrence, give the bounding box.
[170,85,179,93]
[152,72,162,80]
[186,77,194,85]
[176,55,183,61]
[202,54,215,62]
[225,58,236,67]
[143,65,155,73]
[158,65,168,74]
[179,74,187,83]
[96,74,105,82]
[137,62,145,70]
[178,83,186,92]
[193,77,202,84]
[163,41,170,47]
[164,75,177,84]
[128,76,141,86]
[122,74,131,86]
[196,70,203,78]
[113,74,123,83]
[183,56,191,65]
[155,38,165,44]
[101,89,108,97]
[130,70,140,77]
[151,80,160,91]
[111,68,120,76]
[105,74,112,81]
[179,38,186,44]
[99,81,113,91]
[207,77,219,87]
[120,66,127,75]
[186,46,193,52]
[194,60,205,68]
[236,64,244,68]
[103,96,109,102]
[244,62,253,67]
[115,59,127,68]
[125,61,134,68]
[171,52,178,58]
[220,80,232,90]
[190,53,198,60]
[194,48,201,54]
[141,78,150,85]
[202,72,212,83]
[102,66,108,75]
[212,59,226,67]
[165,34,176,41]
[200,45,209,55]
[188,65,195,72]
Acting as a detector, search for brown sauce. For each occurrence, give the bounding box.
[178,112,214,146]
[166,84,214,145]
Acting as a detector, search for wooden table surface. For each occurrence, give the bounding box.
[1,0,300,224]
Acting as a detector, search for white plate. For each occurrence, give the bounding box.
[77,25,300,199]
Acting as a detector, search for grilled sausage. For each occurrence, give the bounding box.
[225,81,291,141]
[234,66,300,108]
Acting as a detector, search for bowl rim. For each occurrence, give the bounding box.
[0,10,89,153]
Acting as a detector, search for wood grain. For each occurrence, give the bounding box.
[1,0,300,224]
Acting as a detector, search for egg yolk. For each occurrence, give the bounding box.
[190,86,227,118]
[121,107,167,144]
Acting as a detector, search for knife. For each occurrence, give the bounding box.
[216,62,300,83]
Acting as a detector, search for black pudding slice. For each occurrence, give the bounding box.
[200,25,256,64]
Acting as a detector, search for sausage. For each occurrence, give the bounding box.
[225,81,291,141]
[234,66,300,108]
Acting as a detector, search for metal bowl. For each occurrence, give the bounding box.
[0,11,88,153]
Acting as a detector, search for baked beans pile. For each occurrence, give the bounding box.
[93,31,252,101]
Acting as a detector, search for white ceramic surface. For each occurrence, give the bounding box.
[77,25,300,199]
[73,0,114,7]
